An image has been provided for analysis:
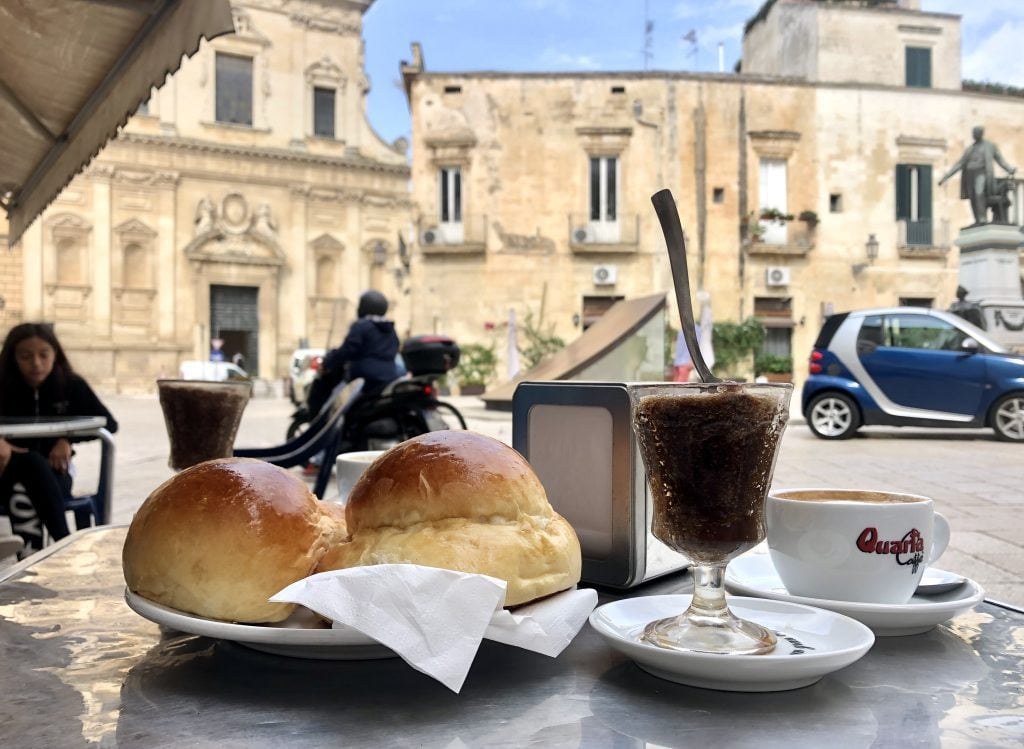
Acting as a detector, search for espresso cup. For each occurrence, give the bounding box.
[335,450,385,505]
[765,489,950,604]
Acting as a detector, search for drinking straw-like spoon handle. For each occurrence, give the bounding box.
[651,189,721,384]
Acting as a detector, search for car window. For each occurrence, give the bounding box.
[857,315,884,347]
[882,314,966,351]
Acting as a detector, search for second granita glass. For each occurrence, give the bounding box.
[631,381,792,655]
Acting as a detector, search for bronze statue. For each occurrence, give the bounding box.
[939,126,1016,227]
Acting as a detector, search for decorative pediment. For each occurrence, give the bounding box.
[114,218,157,238]
[311,233,344,253]
[184,231,286,267]
[45,212,91,230]
[305,55,346,86]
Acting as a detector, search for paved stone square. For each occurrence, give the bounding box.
[64,392,1024,606]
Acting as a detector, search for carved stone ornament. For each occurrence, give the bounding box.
[187,195,285,267]
[114,218,157,239]
[221,193,250,234]
[305,55,346,87]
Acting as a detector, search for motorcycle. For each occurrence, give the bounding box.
[287,335,465,450]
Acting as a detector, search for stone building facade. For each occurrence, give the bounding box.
[2,0,410,391]
[403,0,1024,388]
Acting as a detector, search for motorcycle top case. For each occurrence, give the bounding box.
[401,335,460,376]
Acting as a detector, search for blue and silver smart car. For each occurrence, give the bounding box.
[803,307,1024,442]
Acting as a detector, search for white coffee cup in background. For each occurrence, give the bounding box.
[335,450,385,505]
[765,488,950,605]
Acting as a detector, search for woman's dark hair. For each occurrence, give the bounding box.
[0,323,74,399]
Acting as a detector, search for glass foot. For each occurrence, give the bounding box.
[641,610,777,655]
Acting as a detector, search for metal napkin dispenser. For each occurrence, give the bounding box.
[512,381,688,589]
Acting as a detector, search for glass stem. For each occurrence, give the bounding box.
[689,564,729,619]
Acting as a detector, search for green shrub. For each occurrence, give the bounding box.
[755,353,794,374]
[454,343,497,387]
[712,318,765,375]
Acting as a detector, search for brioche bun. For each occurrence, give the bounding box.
[123,458,347,623]
[317,431,582,606]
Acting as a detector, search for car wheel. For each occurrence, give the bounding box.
[807,392,860,440]
[991,393,1024,442]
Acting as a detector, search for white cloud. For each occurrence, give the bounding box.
[671,0,761,21]
[924,0,1023,27]
[961,19,1024,85]
[537,47,604,70]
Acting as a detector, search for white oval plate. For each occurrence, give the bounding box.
[724,553,985,636]
[125,589,396,660]
[589,594,874,692]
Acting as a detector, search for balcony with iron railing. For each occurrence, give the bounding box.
[418,213,487,255]
[747,218,816,256]
[568,213,640,253]
[897,218,949,259]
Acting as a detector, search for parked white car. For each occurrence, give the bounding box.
[179,360,249,382]
[288,347,325,405]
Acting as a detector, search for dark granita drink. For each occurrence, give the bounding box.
[157,380,252,471]
[633,383,789,565]
[631,382,792,655]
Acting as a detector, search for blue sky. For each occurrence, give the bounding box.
[362,0,1024,146]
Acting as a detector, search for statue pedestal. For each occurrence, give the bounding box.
[954,224,1024,300]
[954,225,1024,352]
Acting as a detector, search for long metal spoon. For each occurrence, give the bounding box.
[651,189,721,384]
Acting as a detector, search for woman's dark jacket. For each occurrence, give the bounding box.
[0,373,118,456]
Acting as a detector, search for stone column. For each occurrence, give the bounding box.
[154,172,179,341]
[91,167,114,339]
[288,184,310,357]
[21,219,44,320]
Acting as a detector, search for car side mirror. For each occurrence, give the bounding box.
[961,337,980,353]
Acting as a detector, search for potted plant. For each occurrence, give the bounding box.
[744,213,767,243]
[798,210,819,227]
[755,353,794,383]
[454,342,497,396]
[758,207,794,223]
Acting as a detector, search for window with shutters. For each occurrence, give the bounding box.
[437,166,464,243]
[905,47,932,88]
[758,158,789,244]
[588,155,620,242]
[895,164,933,246]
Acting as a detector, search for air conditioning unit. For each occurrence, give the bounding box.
[593,264,618,286]
[421,227,439,245]
[572,225,592,244]
[765,266,791,287]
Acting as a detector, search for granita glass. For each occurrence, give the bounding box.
[631,382,792,655]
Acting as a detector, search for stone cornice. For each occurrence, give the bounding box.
[116,132,411,177]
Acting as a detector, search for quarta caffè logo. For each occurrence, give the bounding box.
[856,528,925,574]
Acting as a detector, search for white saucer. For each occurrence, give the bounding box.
[589,595,874,692]
[125,589,396,660]
[724,553,985,636]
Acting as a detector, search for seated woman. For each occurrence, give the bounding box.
[0,323,118,554]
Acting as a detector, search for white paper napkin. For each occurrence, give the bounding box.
[271,564,598,693]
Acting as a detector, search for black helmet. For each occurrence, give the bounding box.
[357,290,388,317]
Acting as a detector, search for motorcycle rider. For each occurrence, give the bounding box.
[302,291,401,473]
